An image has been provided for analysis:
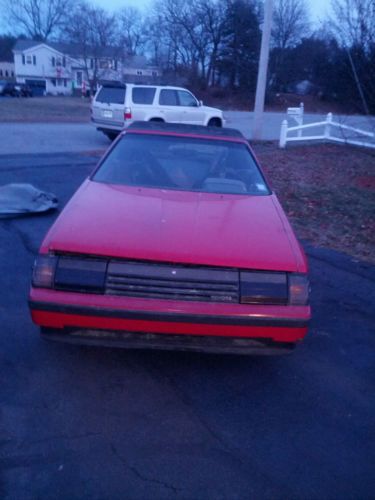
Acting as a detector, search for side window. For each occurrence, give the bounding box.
[132,87,156,104]
[159,89,178,106]
[177,90,198,107]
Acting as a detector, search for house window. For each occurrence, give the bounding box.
[22,55,25,65]
[11,71,14,77]
[56,57,62,66]
[99,59,109,69]
[76,71,82,86]
[137,70,143,76]
[26,55,32,64]
[63,79,67,87]
[57,78,63,86]
[52,57,56,67]
[51,79,56,87]
[114,60,118,71]
[62,56,66,67]
[33,55,36,65]
[90,58,94,69]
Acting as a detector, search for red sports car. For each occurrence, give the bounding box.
[29,122,310,354]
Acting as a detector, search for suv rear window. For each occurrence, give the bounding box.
[96,86,125,104]
[132,87,156,104]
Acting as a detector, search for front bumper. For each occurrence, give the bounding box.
[29,288,310,354]
[40,328,296,355]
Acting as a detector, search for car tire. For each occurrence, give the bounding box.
[207,118,222,127]
[103,131,119,142]
[149,118,164,122]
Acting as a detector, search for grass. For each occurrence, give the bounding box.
[253,143,375,264]
[0,96,91,122]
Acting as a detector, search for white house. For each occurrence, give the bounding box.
[13,40,160,96]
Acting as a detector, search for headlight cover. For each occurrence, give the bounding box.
[54,256,107,293]
[240,271,288,304]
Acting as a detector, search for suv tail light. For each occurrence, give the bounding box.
[124,107,132,120]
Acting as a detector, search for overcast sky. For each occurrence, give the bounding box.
[0,0,330,35]
[91,0,330,25]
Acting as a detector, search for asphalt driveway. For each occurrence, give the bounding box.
[0,152,374,499]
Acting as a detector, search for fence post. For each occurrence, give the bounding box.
[325,112,333,139]
[279,120,288,148]
[297,102,304,137]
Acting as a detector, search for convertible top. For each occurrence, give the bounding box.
[126,121,245,140]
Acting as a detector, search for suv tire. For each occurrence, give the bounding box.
[207,118,222,127]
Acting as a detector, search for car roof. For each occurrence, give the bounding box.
[126,121,245,141]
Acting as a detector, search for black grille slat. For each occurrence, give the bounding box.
[107,283,237,297]
[107,275,238,291]
[105,260,239,303]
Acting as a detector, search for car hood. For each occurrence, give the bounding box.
[43,180,306,272]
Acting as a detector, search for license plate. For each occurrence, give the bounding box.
[103,110,113,118]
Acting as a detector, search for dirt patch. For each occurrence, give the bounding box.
[0,96,91,122]
[252,142,375,264]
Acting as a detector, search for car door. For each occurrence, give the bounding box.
[176,90,205,125]
[92,85,126,129]
[158,89,182,123]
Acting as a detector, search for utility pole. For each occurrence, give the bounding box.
[253,0,274,140]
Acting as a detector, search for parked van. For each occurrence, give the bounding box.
[91,82,225,140]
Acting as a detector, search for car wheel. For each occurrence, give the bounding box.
[207,118,222,127]
[103,131,119,141]
[149,118,164,122]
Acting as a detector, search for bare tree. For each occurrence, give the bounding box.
[64,2,118,90]
[154,0,211,85]
[195,0,227,86]
[3,0,73,41]
[272,0,311,50]
[329,0,375,49]
[329,0,375,115]
[117,7,145,56]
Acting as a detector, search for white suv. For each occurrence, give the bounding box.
[91,83,225,140]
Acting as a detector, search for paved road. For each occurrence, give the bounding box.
[1,153,374,499]
[0,111,374,154]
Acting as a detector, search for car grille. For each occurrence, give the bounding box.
[105,260,240,303]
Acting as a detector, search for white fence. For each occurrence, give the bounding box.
[279,111,375,149]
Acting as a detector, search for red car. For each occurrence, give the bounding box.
[29,122,310,354]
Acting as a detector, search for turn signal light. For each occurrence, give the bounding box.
[288,274,310,305]
[32,255,57,288]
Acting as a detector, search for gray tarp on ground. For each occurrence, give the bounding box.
[0,184,58,218]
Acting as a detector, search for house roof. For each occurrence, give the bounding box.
[13,39,122,59]
[12,40,156,70]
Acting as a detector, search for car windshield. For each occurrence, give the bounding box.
[93,134,271,195]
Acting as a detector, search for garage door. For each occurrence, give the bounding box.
[25,79,46,96]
